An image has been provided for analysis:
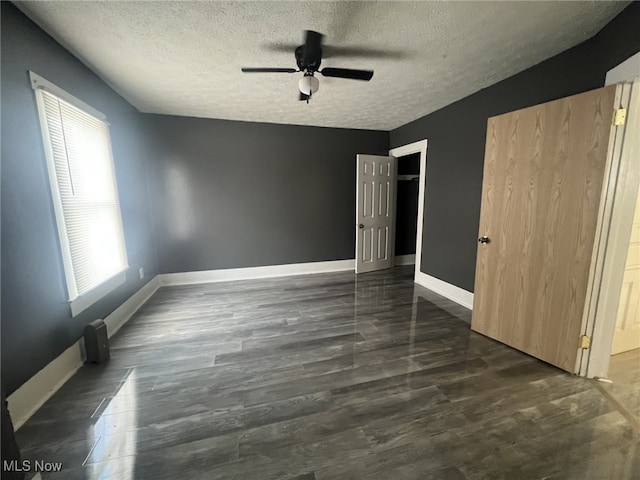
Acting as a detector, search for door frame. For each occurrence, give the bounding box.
[389,139,428,280]
[582,79,640,378]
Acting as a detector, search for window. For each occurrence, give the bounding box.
[31,72,128,316]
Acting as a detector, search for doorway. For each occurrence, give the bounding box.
[389,140,428,281]
[354,140,428,277]
[395,152,421,266]
[591,55,640,428]
[610,188,640,356]
[583,73,640,380]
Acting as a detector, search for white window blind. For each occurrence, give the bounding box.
[32,72,128,315]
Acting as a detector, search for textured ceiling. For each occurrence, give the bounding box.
[16,1,628,131]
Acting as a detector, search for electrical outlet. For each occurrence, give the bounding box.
[138,267,144,279]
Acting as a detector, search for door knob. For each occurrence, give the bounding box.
[478,236,490,244]
[358,224,364,229]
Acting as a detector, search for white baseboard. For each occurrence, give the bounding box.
[414,271,474,309]
[104,275,161,337]
[160,259,356,286]
[395,254,416,266]
[8,276,161,430]
[7,341,85,432]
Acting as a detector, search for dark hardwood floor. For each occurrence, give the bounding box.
[599,349,640,431]
[15,266,640,479]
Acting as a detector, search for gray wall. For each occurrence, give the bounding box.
[148,115,389,273]
[1,3,158,395]
[391,2,640,292]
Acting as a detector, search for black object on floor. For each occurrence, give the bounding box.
[84,319,110,364]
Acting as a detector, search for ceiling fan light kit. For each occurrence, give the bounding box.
[298,75,319,96]
[241,30,374,103]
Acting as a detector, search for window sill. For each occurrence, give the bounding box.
[69,270,127,317]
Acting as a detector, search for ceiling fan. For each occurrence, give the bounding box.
[241,30,374,103]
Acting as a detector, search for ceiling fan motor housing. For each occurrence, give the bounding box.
[295,45,321,72]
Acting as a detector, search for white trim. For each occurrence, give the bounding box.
[394,254,416,266]
[7,341,84,432]
[31,72,129,314]
[69,270,126,317]
[34,86,79,299]
[7,276,161,430]
[605,51,640,86]
[414,271,474,309]
[389,140,428,282]
[576,83,627,375]
[103,275,161,338]
[584,79,640,378]
[390,157,398,269]
[160,260,355,286]
[30,71,107,121]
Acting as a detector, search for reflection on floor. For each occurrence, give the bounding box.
[601,349,640,427]
[16,266,640,479]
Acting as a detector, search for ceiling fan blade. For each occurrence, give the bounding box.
[320,68,374,81]
[263,43,411,60]
[322,45,411,60]
[302,30,323,65]
[241,67,297,73]
[264,42,300,53]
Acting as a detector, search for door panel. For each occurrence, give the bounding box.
[356,155,396,274]
[472,86,617,372]
[612,188,640,354]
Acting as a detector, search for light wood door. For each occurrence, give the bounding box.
[612,188,640,354]
[355,155,396,274]
[471,86,618,372]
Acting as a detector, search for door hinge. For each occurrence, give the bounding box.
[579,335,591,349]
[613,109,627,126]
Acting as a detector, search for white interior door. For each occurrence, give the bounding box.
[612,188,640,354]
[355,154,396,274]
